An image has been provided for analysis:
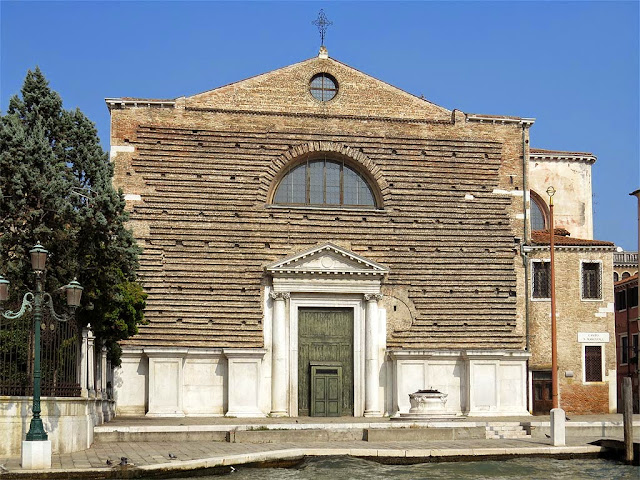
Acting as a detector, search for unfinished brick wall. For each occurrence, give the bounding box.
[109,54,529,352]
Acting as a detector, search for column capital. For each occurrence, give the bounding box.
[270,291,290,300]
[364,293,383,302]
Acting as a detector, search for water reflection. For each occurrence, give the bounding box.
[161,456,638,480]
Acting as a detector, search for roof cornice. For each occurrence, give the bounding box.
[524,245,616,252]
[530,150,596,164]
[105,97,176,112]
[466,114,535,126]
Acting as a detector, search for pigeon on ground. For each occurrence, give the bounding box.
[120,457,128,466]
[230,466,236,472]
[545,434,551,438]
[168,453,177,459]
[565,416,570,421]
[106,459,112,466]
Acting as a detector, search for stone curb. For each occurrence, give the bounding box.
[0,444,607,479]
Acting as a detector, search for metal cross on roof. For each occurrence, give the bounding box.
[312,9,332,46]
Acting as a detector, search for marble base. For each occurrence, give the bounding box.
[21,440,51,469]
[550,408,566,446]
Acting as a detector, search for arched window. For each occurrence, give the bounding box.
[614,272,619,282]
[273,159,376,207]
[622,272,631,280]
[530,191,548,231]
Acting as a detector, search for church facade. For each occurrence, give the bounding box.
[108,47,615,417]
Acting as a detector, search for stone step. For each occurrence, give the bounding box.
[95,425,490,444]
[485,424,531,440]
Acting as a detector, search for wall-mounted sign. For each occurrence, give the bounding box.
[577,332,610,343]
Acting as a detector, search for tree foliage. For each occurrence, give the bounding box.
[0,67,145,365]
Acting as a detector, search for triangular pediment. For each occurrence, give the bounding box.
[266,243,388,277]
[184,55,451,121]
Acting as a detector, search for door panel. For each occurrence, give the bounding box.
[532,371,553,415]
[311,365,342,416]
[298,308,353,416]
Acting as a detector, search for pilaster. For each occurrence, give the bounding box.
[364,293,383,416]
[270,292,289,416]
[87,328,95,397]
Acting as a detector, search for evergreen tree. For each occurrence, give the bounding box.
[0,67,145,365]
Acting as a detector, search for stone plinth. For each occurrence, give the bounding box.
[21,440,51,469]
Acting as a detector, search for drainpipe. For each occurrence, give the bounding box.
[521,124,530,352]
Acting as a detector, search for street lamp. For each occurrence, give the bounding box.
[0,244,82,444]
[546,186,558,410]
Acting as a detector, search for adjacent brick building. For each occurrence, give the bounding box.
[615,274,639,412]
[108,47,616,417]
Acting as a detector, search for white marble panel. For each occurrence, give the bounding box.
[396,361,426,413]
[471,362,497,411]
[113,350,147,416]
[498,363,525,411]
[225,349,266,417]
[148,357,183,416]
[427,361,464,413]
[183,358,225,416]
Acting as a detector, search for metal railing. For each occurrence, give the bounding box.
[0,308,80,397]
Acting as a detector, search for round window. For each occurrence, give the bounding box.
[310,73,338,102]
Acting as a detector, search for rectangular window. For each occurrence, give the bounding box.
[532,261,550,299]
[581,262,602,300]
[584,345,603,382]
[621,335,629,364]
[633,334,639,367]
[629,287,638,308]
[615,290,627,310]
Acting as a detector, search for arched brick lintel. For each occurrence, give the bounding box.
[264,141,390,207]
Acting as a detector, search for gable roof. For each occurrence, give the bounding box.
[266,242,389,276]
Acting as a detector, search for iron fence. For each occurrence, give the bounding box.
[0,307,80,397]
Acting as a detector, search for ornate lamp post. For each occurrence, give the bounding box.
[0,244,82,463]
[546,186,558,410]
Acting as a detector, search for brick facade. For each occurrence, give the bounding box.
[108,51,615,416]
[109,55,530,351]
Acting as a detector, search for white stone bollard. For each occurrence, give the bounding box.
[21,440,51,469]
[550,408,566,446]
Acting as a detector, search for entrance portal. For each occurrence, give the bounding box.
[298,308,354,416]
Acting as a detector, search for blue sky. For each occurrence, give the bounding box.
[1,1,638,250]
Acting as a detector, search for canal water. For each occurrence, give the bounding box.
[164,456,638,479]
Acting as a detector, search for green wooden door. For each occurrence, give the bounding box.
[298,308,353,416]
[311,364,342,416]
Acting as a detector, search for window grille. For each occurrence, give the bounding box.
[532,261,550,298]
[581,262,602,300]
[274,159,376,207]
[584,345,602,382]
[310,73,338,102]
